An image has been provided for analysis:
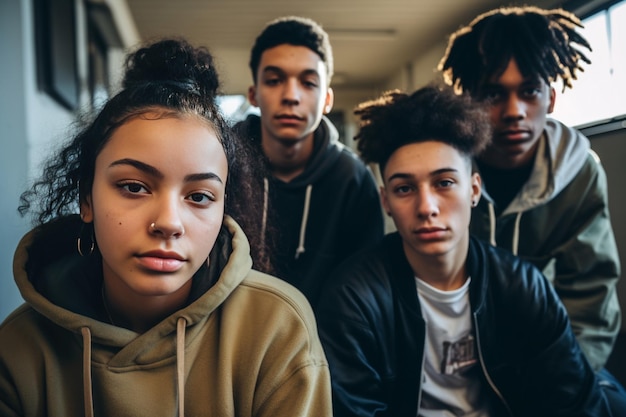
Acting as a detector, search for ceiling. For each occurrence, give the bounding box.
[125,0,558,95]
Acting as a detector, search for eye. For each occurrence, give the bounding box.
[521,86,541,98]
[437,179,455,188]
[186,192,215,205]
[302,79,319,88]
[263,76,282,86]
[394,184,413,195]
[482,89,503,101]
[118,181,149,194]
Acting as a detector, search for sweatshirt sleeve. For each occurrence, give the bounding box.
[548,155,621,371]
[491,259,613,416]
[316,275,396,417]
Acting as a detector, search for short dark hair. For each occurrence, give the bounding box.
[249,16,333,84]
[438,6,591,94]
[354,85,491,174]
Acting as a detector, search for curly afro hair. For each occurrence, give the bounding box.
[354,85,492,174]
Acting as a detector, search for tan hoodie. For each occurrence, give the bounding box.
[0,215,332,417]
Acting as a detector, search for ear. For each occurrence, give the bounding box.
[323,87,334,115]
[380,185,391,216]
[247,85,258,107]
[547,86,556,114]
[80,195,94,223]
[471,172,482,206]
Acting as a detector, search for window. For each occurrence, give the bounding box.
[216,95,257,124]
[34,0,79,110]
[550,0,626,127]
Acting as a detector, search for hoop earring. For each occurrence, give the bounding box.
[77,222,95,257]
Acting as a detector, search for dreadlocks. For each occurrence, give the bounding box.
[438,6,591,94]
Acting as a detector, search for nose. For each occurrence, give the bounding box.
[149,195,185,238]
[281,78,301,105]
[416,188,439,219]
[502,93,525,121]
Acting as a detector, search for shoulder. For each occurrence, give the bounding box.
[469,237,547,290]
[320,144,378,193]
[544,118,589,145]
[232,270,320,333]
[468,238,563,314]
[0,304,57,360]
[563,149,608,199]
[317,235,404,308]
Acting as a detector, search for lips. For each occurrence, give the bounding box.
[497,128,532,141]
[136,250,185,272]
[415,227,447,240]
[275,114,304,124]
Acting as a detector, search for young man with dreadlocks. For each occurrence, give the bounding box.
[439,5,622,382]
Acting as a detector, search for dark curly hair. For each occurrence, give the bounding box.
[438,6,591,94]
[18,38,271,272]
[354,85,491,175]
[249,16,333,84]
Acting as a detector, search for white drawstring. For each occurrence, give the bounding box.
[261,177,269,246]
[295,184,313,259]
[511,212,522,256]
[486,201,522,256]
[488,202,496,247]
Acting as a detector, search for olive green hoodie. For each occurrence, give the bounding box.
[0,215,331,417]
[470,118,621,371]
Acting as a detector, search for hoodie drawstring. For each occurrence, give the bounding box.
[80,319,187,417]
[261,177,312,260]
[511,211,522,256]
[486,201,522,256]
[261,178,269,246]
[81,327,95,417]
[176,317,187,417]
[295,184,313,259]
[487,202,496,247]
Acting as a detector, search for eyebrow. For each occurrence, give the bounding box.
[484,76,543,88]
[262,66,321,79]
[387,167,459,182]
[109,158,224,184]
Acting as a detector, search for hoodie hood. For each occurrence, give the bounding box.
[480,118,590,216]
[13,214,252,358]
[235,114,345,260]
[6,214,334,417]
[235,114,344,188]
[13,214,252,416]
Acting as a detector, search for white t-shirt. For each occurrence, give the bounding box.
[416,277,491,417]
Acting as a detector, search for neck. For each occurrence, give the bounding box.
[403,238,469,291]
[261,131,315,183]
[102,280,191,333]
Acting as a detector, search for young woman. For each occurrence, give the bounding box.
[0,38,331,417]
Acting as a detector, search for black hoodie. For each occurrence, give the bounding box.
[235,115,384,305]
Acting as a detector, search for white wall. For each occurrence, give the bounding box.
[0,0,135,322]
[0,0,31,321]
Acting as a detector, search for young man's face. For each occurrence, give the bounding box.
[248,44,333,147]
[478,58,556,169]
[381,141,481,267]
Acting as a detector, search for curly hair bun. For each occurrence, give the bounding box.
[122,38,220,103]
